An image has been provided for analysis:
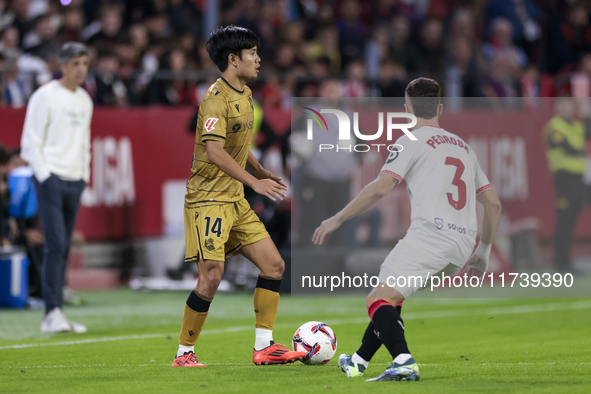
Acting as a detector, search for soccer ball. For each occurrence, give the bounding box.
[292,321,337,365]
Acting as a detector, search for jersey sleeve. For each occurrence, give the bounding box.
[379,136,417,182]
[474,161,492,195]
[200,98,228,143]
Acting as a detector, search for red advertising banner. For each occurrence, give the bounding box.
[2,106,590,240]
[1,107,195,239]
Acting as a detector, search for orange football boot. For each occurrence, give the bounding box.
[172,351,207,367]
[253,342,307,365]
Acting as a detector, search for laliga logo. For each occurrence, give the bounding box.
[303,107,417,153]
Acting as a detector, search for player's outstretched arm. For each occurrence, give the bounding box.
[312,174,398,245]
[246,151,287,189]
[466,188,502,275]
[206,140,287,201]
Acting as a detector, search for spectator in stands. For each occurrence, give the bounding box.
[177,32,198,69]
[0,0,587,108]
[336,0,368,69]
[1,55,27,107]
[521,63,541,107]
[372,0,395,27]
[376,59,407,98]
[482,17,527,74]
[22,13,60,61]
[484,0,541,48]
[308,56,331,80]
[144,11,169,41]
[83,5,124,51]
[114,38,140,75]
[341,59,367,97]
[280,21,306,64]
[482,53,520,108]
[561,4,591,66]
[0,26,21,61]
[412,18,446,79]
[168,0,202,37]
[445,37,483,106]
[129,23,149,57]
[447,8,478,47]
[306,25,341,74]
[146,49,194,105]
[570,54,591,97]
[9,0,30,47]
[0,53,5,106]
[92,50,128,106]
[20,42,91,333]
[388,14,417,76]
[365,26,390,81]
[274,43,299,74]
[57,6,84,43]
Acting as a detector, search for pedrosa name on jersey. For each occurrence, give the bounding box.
[303,108,418,152]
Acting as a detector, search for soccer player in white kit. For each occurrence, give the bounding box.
[313,78,502,381]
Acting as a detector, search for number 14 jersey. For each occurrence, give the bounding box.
[380,125,491,266]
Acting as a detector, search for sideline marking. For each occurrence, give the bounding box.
[1,301,590,351]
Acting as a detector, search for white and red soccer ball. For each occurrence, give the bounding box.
[292,321,337,365]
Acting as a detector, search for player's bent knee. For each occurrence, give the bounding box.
[275,258,285,277]
[196,275,222,298]
[260,258,284,279]
[197,262,224,296]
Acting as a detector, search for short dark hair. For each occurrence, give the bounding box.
[0,144,9,166]
[58,42,89,64]
[405,77,442,119]
[206,25,260,72]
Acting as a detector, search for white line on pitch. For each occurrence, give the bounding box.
[4,362,591,370]
[1,300,590,351]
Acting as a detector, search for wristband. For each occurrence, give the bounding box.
[475,241,492,261]
[472,241,492,272]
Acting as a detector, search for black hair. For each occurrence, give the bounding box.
[206,25,260,72]
[0,145,9,166]
[313,56,331,68]
[9,148,21,159]
[405,77,442,119]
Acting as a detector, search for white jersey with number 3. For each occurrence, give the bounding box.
[380,125,491,266]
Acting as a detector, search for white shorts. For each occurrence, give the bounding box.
[377,235,464,298]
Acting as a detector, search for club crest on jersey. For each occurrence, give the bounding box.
[204,118,219,132]
[204,238,215,251]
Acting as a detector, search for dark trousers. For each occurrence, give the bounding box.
[553,171,585,271]
[297,174,351,247]
[34,175,85,314]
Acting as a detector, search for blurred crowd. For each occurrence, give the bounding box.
[1,0,591,109]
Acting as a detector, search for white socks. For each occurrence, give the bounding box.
[254,328,273,351]
[177,344,194,357]
[179,329,274,355]
[394,353,412,365]
[352,353,369,368]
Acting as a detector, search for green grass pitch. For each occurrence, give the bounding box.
[1,290,591,393]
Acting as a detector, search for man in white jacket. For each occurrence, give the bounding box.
[21,42,93,333]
